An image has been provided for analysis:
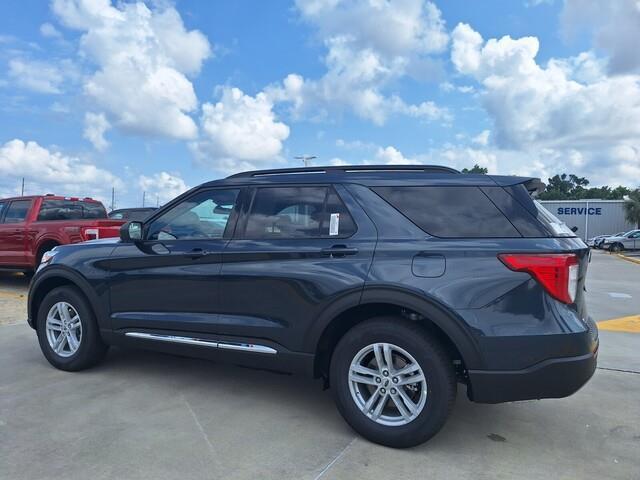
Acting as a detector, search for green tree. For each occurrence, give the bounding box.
[462,164,488,174]
[538,173,630,200]
[624,189,640,228]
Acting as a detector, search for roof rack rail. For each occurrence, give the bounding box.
[227,164,460,179]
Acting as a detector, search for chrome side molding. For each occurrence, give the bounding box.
[124,332,277,354]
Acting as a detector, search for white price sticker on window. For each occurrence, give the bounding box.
[329,213,340,236]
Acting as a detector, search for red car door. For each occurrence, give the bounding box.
[0,199,32,267]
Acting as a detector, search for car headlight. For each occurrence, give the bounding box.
[39,249,58,268]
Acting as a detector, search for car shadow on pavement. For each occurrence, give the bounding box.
[0,271,31,288]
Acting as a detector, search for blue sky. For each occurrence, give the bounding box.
[0,0,638,208]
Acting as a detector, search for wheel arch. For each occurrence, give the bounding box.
[34,239,61,265]
[311,286,483,381]
[28,267,106,332]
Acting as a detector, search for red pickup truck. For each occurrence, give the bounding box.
[0,195,124,272]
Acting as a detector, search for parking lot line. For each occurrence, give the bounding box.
[597,315,640,333]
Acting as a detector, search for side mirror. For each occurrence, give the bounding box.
[120,221,143,243]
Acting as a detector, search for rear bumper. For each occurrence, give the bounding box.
[468,344,598,403]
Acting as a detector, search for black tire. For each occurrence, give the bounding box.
[36,286,108,371]
[610,243,623,253]
[330,317,456,448]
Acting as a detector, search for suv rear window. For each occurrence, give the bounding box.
[37,200,107,221]
[373,186,520,238]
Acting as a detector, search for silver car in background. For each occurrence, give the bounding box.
[602,229,640,252]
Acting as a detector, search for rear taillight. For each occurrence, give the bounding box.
[498,253,579,304]
[82,228,99,241]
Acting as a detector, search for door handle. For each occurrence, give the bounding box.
[185,248,210,259]
[321,245,358,257]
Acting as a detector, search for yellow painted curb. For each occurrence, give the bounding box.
[598,315,640,333]
[616,253,640,265]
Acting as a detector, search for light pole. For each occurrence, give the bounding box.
[294,155,317,167]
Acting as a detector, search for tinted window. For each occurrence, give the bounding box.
[0,202,5,220]
[108,209,155,221]
[3,200,32,223]
[147,189,239,240]
[373,186,520,238]
[37,200,107,221]
[244,186,356,239]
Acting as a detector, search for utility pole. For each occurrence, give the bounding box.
[142,191,146,208]
[294,155,317,167]
[21,178,24,196]
[111,187,115,212]
[156,194,159,207]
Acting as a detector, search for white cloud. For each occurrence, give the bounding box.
[295,0,448,57]
[83,112,111,151]
[374,146,417,164]
[8,59,65,94]
[0,139,122,198]
[40,22,63,39]
[472,130,490,146]
[52,0,211,140]
[450,22,640,184]
[192,86,290,173]
[561,0,640,75]
[268,0,450,125]
[138,171,189,205]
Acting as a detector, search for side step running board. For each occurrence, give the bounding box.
[124,332,277,355]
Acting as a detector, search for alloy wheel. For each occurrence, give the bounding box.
[45,302,82,358]
[348,342,427,426]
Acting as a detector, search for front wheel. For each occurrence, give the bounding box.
[330,318,456,448]
[36,286,108,371]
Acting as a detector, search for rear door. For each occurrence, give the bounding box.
[218,184,377,352]
[0,199,32,266]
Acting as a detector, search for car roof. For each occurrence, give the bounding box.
[0,195,102,203]
[199,165,541,190]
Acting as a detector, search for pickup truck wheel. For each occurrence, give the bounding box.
[330,318,456,448]
[36,286,108,371]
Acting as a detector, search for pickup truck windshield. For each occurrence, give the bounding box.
[37,200,107,221]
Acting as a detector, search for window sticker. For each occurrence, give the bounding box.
[329,213,340,236]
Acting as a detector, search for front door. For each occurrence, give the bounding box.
[0,199,32,267]
[108,188,242,333]
[219,184,377,352]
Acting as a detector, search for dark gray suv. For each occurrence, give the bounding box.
[28,165,598,448]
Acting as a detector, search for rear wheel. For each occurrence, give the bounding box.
[36,286,108,371]
[330,318,456,448]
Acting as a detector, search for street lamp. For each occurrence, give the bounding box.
[294,155,317,167]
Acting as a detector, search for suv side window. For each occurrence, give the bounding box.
[147,189,240,241]
[373,186,520,238]
[3,200,31,224]
[243,186,356,239]
[0,201,5,221]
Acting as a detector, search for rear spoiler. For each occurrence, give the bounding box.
[522,178,545,197]
[490,176,545,197]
